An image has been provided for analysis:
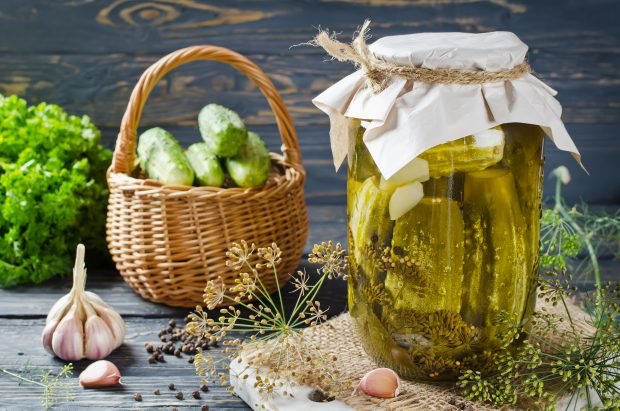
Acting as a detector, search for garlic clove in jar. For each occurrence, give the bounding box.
[41,244,126,361]
[388,181,424,220]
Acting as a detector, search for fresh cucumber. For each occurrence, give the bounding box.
[224,131,270,188]
[186,143,225,187]
[198,104,247,157]
[137,127,194,186]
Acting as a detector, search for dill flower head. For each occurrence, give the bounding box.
[290,270,310,296]
[202,279,226,310]
[186,240,348,402]
[308,241,347,279]
[257,243,283,269]
[226,240,256,271]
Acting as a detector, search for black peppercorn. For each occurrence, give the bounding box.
[154,389,160,395]
[168,383,175,390]
[308,389,334,402]
[175,391,184,400]
[169,319,177,327]
[134,393,142,401]
[192,391,201,399]
[200,384,209,392]
[201,406,209,411]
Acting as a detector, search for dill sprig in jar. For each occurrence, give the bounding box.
[313,22,582,381]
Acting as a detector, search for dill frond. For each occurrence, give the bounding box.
[1,362,74,409]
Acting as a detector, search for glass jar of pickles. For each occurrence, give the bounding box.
[313,28,581,380]
[347,122,544,380]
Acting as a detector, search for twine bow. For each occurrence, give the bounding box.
[313,20,531,93]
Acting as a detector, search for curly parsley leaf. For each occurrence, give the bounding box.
[0,95,111,287]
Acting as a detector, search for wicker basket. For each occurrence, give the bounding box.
[106,45,308,308]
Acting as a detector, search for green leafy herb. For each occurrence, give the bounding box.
[1,362,74,409]
[0,95,111,287]
[541,166,620,284]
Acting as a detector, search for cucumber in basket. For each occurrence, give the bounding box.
[137,127,194,186]
[198,104,248,157]
[186,142,225,187]
[225,131,271,188]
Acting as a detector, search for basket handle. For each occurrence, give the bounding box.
[111,45,301,174]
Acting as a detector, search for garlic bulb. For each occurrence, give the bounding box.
[41,244,125,361]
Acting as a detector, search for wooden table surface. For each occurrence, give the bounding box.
[0,204,618,410]
[0,204,351,411]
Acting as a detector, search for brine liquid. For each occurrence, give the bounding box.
[347,123,544,381]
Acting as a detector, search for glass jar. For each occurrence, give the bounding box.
[347,122,545,381]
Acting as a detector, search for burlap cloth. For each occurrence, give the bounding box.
[301,297,595,411]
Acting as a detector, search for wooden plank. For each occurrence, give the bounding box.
[0,0,618,56]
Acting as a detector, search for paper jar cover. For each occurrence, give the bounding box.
[312,31,581,179]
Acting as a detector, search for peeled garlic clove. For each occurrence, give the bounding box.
[379,157,430,191]
[354,368,401,398]
[51,304,85,361]
[79,360,121,388]
[389,181,424,220]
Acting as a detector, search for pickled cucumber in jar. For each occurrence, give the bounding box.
[420,127,505,178]
[384,197,464,314]
[461,168,529,332]
[347,123,543,381]
[348,176,394,324]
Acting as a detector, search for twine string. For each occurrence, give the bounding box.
[313,20,531,93]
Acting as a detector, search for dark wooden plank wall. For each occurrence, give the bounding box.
[0,0,618,205]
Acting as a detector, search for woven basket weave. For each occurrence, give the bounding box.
[106,45,308,308]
